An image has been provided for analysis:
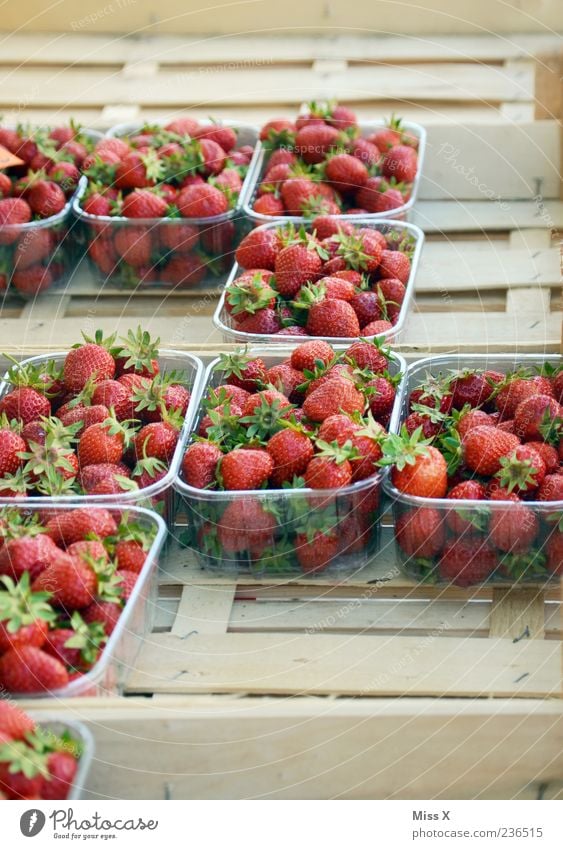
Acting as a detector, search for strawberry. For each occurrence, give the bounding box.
[305,363,355,396]
[27,180,66,218]
[439,541,497,586]
[366,376,396,418]
[450,371,494,410]
[0,172,12,198]
[242,388,291,418]
[114,227,153,266]
[0,534,59,581]
[235,309,281,335]
[386,429,448,498]
[276,326,310,337]
[13,229,54,269]
[165,116,201,135]
[296,530,339,573]
[395,507,445,558]
[280,178,325,215]
[345,340,389,373]
[290,340,334,372]
[496,444,546,494]
[463,426,520,476]
[318,414,359,446]
[446,480,487,534]
[59,404,109,435]
[220,353,266,391]
[91,380,134,421]
[325,153,369,191]
[552,371,563,404]
[348,137,380,167]
[45,508,117,546]
[220,448,273,490]
[197,137,226,175]
[495,376,553,418]
[337,229,383,273]
[115,150,162,189]
[0,645,69,693]
[0,572,54,652]
[42,751,78,800]
[0,750,44,799]
[546,532,562,575]
[78,416,131,467]
[159,222,199,253]
[513,394,560,441]
[195,124,237,152]
[182,441,222,489]
[306,299,361,338]
[67,539,108,563]
[267,428,314,485]
[382,145,417,182]
[217,498,277,554]
[0,429,25,477]
[266,364,305,401]
[121,189,167,218]
[79,462,130,493]
[33,552,97,610]
[349,292,381,327]
[456,409,492,438]
[177,183,228,217]
[327,103,358,129]
[63,337,116,393]
[377,250,411,282]
[525,441,559,473]
[0,700,35,740]
[113,540,146,575]
[83,599,122,635]
[275,241,323,298]
[537,474,563,501]
[115,570,138,602]
[489,503,539,553]
[0,387,50,424]
[160,253,206,287]
[47,160,80,192]
[303,379,364,422]
[134,421,178,462]
[361,319,394,336]
[294,124,340,163]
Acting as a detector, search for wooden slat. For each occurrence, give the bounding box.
[490,588,547,640]
[126,632,560,698]
[170,584,236,637]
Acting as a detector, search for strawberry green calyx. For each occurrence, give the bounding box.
[0,573,56,630]
[29,726,83,759]
[334,232,376,271]
[108,514,155,550]
[117,326,160,373]
[131,454,167,481]
[64,612,107,667]
[355,411,386,442]
[205,403,247,451]
[240,397,294,442]
[0,468,31,497]
[0,739,49,780]
[0,412,23,434]
[496,452,541,494]
[500,551,548,581]
[252,538,296,573]
[300,194,342,219]
[436,428,463,476]
[102,412,139,450]
[226,274,277,316]
[78,328,119,355]
[2,354,63,394]
[410,402,451,426]
[538,408,562,446]
[314,438,361,464]
[34,466,77,496]
[290,281,326,312]
[378,425,432,470]
[0,506,45,541]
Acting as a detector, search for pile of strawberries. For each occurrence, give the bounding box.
[180,339,401,573]
[0,327,190,499]
[0,121,96,296]
[251,103,420,218]
[0,505,157,694]
[383,363,563,585]
[79,118,255,288]
[0,700,85,799]
[223,219,414,339]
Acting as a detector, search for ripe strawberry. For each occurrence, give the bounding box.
[78,418,127,467]
[112,540,145,575]
[290,340,334,372]
[281,178,325,215]
[546,532,563,575]
[182,441,222,489]
[348,137,380,166]
[377,249,410,282]
[160,253,206,287]
[489,503,539,553]
[45,508,117,546]
[304,363,355,396]
[235,309,281,335]
[0,534,59,581]
[121,189,168,218]
[366,376,396,418]
[495,376,553,418]
[220,448,273,490]
[345,340,389,373]
[221,353,266,391]
[253,195,285,216]
[513,394,560,441]
[48,159,80,193]
[59,404,109,435]
[0,172,11,198]
[177,183,229,217]
[115,569,138,602]
[325,153,369,191]
[276,325,310,337]
[0,429,25,477]
[526,441,559,473]
[0,387,50,424]
[388,434,448,498]
[350,419,385,481]
[242,388,291,418]
[0,199,32,245]
[552,371,563,403]
[361,319,394,336]
[27,180,66,218]
[318,414,359,446]
[217,498,277,554]
[0,758,43,800]
[195,124,237,152]
[42,751,78,801]
[275,242,323,298]
[33,552,97,610]
[67,539,108,563]
[296,530,339,573]
[0,645,69,693]
[235,228,280,271]
[134,421,178,462]
[196,137,226,175]
[537,474,563,501]
[13,229,54,269]
[337,229,383,273]
[349,291,381,327]
[463,426,520,476]
[164,116,201,135]
[395,507,445,558]
[450,371,494,410]
[79,462,129,494]
[114,227,152,266]
[294,124,340,164]
[266,364,305,401]
[303,379,364,422]
[456,409,492,438]
[63,339,115,393]
[0,700,35,740]
[91,380,133,421]
[439,541,497,586]
[267,428,314,485]
[82,599,122,634]
[159,221,199,253]
[446,480,487,534]
[306,299,361,338]
[382,144,417,182]
[496,444,546,494]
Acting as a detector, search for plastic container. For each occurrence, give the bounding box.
[31,719,95,799]
[0,350,204,513]
[243,119,426,225]
[174,346,407,576]
[3,503,166,698]
[213,218,424,345]
[383,354,563,586]
[73,121,260,290]
[0,128,102,299]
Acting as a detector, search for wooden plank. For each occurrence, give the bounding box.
[4,1,561,35]
[170,584,236,637]
[417,244,559,290]
[490,588,547,640]
[0,63,535,108]
[0,33,560,66]
[412,199,563,231]
[19,696,562,800]
[126,632,560,697]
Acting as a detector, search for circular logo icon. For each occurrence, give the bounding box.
[20,810,46,837]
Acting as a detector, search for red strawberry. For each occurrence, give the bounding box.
[457,409,492,438]
[345,340,389,373]
[266,363,305,401]
[26,180,66,219]
[45,508,117,546]
[294,124,340,164]
[59,404,109,436]
[33,552,97,610]
[0,700,35,740]
[114,227,152,266]
[78,419,127,467]
[349,291,381,328]
[0,429,25,477]
[91,380,133,421]
[275,242,323,298]
[546,532,562,575]
[0,645,69,693]
[439,541,497,586]
[290,340,334,372]
[253,195,285,216]
[463,426,520,476]
[182,441,222,489]
[121,189,167,218]
[267,428,314,485]
[235,228,280,270]
[13,229,54,269]
[235,309,281,335]
[337,229,383,273]
[395,507,445,558]
[41,751,78,800]
[220,448,273,490]
[513,394,560,441]
[361,319,394,336]
[177,183,229,218]
[134,421,178,462]
[67,539,108,563]
[0,172,12,198]
[350,420,385,482]
[63,341,115,393]
[165,116,201,136]
[302,379,364,422]
[390,441,448,499]
[537,474,563,501]
[495,376,553,418]
[195,124,237,152]
[382,144,417,182]
[217,498,277,554]
[0,199,32,244]
[113,540,146,575]
[12,265,57,296]
[446,480,488,534]
[348,137,380,167]
[325,153,369,191]
[160,253,206,287]
[242,388,291,418]
[197,138,226,175]
[296,530,339,573]
[496,444,546,494]
[159,222,199,253]
[306,299,360,338]
[525,441,559,473]
[318,414,359,446]
[79,462,129,493]
[0,387,50,424]
[0,534,59,581]
[280,178,324,215]
[222,354,266,391]
[82,599,122,634]
[0,757,43,800]
[378,249,411,282]
[365,377,396,419]
[489,503,539,553]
